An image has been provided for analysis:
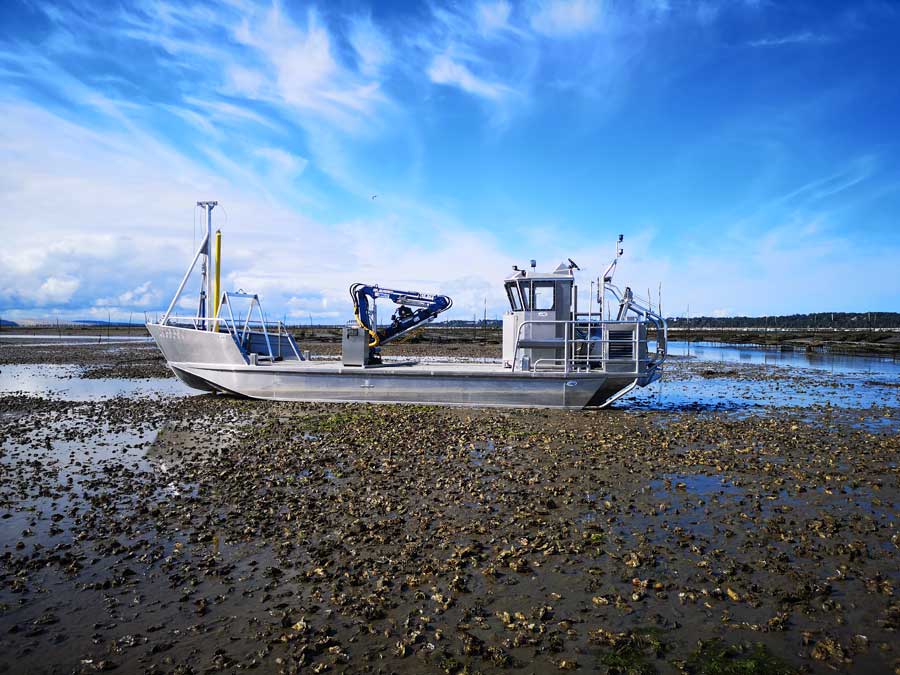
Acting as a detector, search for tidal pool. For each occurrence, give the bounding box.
[628,342,900,412]
[0,364,189,401]
[666,340,900,376]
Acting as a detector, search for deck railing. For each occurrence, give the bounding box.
[511,318,666,375]
[162,315,302,362]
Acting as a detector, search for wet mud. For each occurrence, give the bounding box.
[0,343,898,674]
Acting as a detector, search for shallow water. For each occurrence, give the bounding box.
[666,340,900,376]
[629,372,900,411]
[0,422,159,551]
[0,364,189,400]
[1,342,898,411]
[0,334,152,341]
[648,472,742,496]
[629,341,900,412]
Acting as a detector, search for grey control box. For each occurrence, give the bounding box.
[341,326,369,366]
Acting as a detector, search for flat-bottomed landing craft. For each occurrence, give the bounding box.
[147,201,667,409]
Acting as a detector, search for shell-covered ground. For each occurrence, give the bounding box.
[0,343,898,674]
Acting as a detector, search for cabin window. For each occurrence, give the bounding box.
[532,282,555,311]
[505,283,522,311]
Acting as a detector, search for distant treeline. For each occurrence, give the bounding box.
[666,312,900,329]
[3,312,899,330]
[442,319,503,328]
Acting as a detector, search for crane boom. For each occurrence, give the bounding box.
[350,283,453,347]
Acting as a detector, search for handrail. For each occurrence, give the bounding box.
[511,318,653,374]
[602,283,667,369]
[158,315,302,362]
[530,356,654,375]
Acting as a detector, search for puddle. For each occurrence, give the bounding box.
[0,421,160,552]
[648,473,742,496]
[0,363,192,401]
[469,439,496,466]
[850,415,900,433]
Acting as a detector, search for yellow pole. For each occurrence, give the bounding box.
[213,229,222,331]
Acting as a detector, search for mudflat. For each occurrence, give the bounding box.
[0,342,897,674]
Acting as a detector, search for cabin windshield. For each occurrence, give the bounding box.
[505,282,523,311]
[532,282,555,311]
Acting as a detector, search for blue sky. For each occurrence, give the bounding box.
[1,0,899,323]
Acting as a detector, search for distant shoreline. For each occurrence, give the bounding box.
[662,327,900,357]
[2,323,899,358]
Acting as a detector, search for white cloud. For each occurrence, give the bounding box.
[38,1,393,139]
[95,281,159,308]
[230,6,389,133]
[162,105,222,139]
[32,276,80,305]
[182,97,282,132]
[3,0,895,324]
[118,281,158,307]
[747,31,832,47]
[348,14,392,76]
[427,54,512,101]
[477,1,513,36]
[255,147,308,176]
[226,65,267,98]
[0,100,518,321]
[694,2,719,26]
[529,0,603,37]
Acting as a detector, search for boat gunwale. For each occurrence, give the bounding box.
[165,359,652,380]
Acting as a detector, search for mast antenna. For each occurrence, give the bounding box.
[197,201,218,330]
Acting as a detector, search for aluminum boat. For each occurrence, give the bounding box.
[147,201,666,409]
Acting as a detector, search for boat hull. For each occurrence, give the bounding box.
[148,323,656,409]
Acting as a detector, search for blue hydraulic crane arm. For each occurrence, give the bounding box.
[350,283,453,347]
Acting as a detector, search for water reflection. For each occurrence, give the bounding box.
[631,342,900,412]
[665,341,900,376]
[0,364,190,400]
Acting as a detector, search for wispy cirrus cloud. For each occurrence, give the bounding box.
[529,0,603,37]
[254,146,309,177]
[476,1,516,36]
[748,31,833,47]
[228,6,390,133]
[348,13,392,77]
[427,53,514,101]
